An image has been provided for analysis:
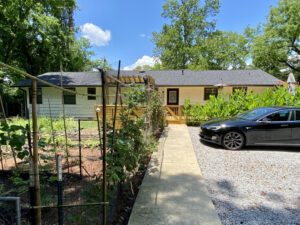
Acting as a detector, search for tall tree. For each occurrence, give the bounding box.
[153,0,220,69]
[189,31,249,70]
[250,0,300,80]
[0,0,95,115]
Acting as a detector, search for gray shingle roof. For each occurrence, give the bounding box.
[14,69,282,87]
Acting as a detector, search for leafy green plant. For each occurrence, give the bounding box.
[184,86,300,125]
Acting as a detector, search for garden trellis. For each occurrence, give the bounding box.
[0,61,164,225]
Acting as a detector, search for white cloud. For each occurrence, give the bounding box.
[81,23,111,46]
[124,56,160,70]
[139,33,146,38]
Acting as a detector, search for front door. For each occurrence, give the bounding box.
[167,88,179,105]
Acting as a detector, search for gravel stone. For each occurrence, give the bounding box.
[188,126,300,225]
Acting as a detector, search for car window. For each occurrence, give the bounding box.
[264,110,291,122]
[296,110,300,121]
[237,107,276,120]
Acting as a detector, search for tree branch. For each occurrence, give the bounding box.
[279,60,300,72]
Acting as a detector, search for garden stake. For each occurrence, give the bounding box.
[56,155,63,225]
[31,79,41,225]
[60,66,70,173]
[78,119,82,178]
[96,109,103,156]
[47,96,57,155]
[0,146,4,172]
[100,69,107,225]
[112,60,121,148]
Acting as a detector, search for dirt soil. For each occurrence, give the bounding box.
[0,127,162,225]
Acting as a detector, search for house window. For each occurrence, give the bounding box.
[29,88,43,104]
[63,88,76,104]
[204,88,218,100]
[233,87,247,94]
[87,88,96,100]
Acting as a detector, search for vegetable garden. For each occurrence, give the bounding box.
[0,63,165,225]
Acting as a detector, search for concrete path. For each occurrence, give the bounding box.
[128,125,221,225]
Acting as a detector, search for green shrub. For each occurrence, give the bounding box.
[184,86,300,125]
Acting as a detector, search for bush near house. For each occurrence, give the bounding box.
[184,86,300,126]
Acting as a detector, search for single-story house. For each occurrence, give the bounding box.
[14,69,282,120]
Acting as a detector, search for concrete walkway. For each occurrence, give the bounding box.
[128,125,221,225]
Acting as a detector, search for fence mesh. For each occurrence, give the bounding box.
[0,198,20,225]
[0,62,162,224]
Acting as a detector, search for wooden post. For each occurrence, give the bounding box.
[0,94,7,120]
[100,69,107,225]
[31,79,41,225]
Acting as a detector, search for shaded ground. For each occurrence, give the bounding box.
[189,126,300,225]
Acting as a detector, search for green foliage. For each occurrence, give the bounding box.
[250,0,300,80]
[0,0,97,106]
[105,84,159,186]
[88,56,113,71]
[8,117,77,135]
[153,0,220,69]
[150,91,166,132]
[0,122,28,160]
[133,63,164,71]
[184,86,300,125]
[189,31,250,70]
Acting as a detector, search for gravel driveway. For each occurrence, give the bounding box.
[188,126,300,225]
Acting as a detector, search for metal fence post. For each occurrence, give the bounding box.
[29,158,36,225]
[78,119,82,179]
[56,154,63,225]
[100,69,107,225]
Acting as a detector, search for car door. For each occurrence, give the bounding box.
[257,109,293,144]
[291,110,300,144]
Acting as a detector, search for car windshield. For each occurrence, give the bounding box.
[236,108,276,120]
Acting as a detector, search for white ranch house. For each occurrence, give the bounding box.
[15,69,282,120]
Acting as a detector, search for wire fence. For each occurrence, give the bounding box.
[0,61,161,225]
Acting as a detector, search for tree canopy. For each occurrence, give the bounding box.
[0,0,101,107]
[153,0,220,69]
[153,0,251,70]
[250,0,300,80]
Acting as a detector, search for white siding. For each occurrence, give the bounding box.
[25,87,103,119]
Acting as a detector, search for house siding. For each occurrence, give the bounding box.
[25,87,103,119]
[159,86,275,105]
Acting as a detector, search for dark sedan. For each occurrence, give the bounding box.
[200,107,300,150]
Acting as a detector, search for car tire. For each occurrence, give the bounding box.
[222,131,245,150]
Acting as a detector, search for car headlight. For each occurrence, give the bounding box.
[207,124,226,130]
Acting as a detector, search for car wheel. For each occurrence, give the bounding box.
[222,131,245,150]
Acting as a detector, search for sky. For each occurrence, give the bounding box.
[74,0,278,70]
